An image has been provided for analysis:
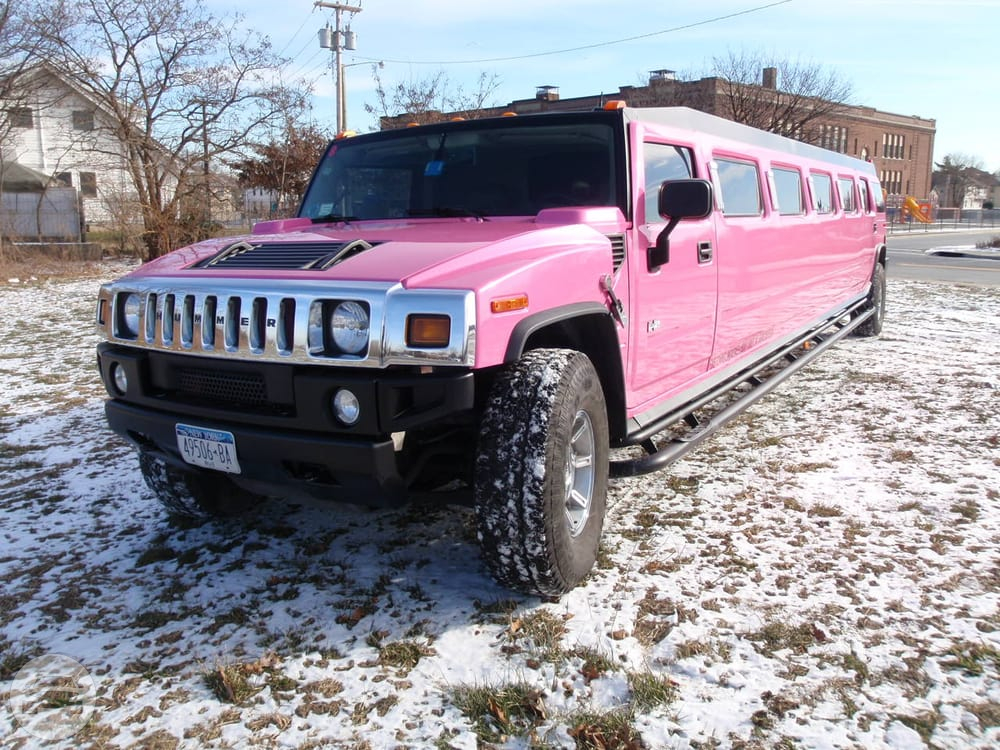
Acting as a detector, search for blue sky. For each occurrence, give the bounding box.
[216,0,1000,175]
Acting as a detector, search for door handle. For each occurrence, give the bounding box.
[697,241,713,263]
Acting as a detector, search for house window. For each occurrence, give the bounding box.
[80,172,97,197]
[56,172,73,187]
[72,110,94,131]
[8,107,33,128]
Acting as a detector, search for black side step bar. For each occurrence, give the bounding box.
[610,301,872,478]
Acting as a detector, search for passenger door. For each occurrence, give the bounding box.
[627,141,718,414]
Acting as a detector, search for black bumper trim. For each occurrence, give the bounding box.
[105,400,408,504]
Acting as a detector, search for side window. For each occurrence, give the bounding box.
[772,167,804,215]
[838,177,856,213]
[870,181,886,212]
[643,142,693,222]
[858,179,870,213]
[716,158,761,216]
[811,172,834,214]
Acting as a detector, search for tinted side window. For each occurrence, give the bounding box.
[858,179,870,213]
[716,158,761,216]
[643,142,693,221]
[772,168,804,215]
[838,177,856,212]
[811,172,834,214]
[870,181,886,212]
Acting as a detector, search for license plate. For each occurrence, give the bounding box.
[175,424,241,474]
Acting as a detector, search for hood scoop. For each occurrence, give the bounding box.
[197,239,380,270]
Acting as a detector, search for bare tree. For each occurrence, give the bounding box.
[934,153,985,208]
[365,69,501,130]
[708,50,853,144]
[228,121,330,217]
[29,0,308,259]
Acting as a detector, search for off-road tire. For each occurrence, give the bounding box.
[474,348,609,597]
[853,262,886,338]
[138,451,260,519]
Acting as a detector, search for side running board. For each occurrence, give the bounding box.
[610,301,872,478]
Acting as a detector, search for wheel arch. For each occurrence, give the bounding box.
[503,303,626,441]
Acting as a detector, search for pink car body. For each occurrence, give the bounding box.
[96,106,887,595]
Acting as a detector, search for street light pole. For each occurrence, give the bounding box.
[315,2,362,134]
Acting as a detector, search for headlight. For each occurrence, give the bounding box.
[330,301,369,354]
[119,293,140,338]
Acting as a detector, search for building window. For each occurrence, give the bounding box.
[79,172,97,197]
[882,133,905,159]
[56,172,73,187]
[72,110,94,131]
[8,107,33,128]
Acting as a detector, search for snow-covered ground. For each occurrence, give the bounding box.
[1,262,997,749]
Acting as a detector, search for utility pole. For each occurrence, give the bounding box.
[315,2,362,133]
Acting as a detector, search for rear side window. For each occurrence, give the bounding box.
[716,158,761,216]
[870,181,886,212]
[838,177,857,213]
[858,179,870,213]
[643,142,694,222]
[772,167,804,215]
[810,172,834,214]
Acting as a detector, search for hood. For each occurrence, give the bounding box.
[126,208,627,289]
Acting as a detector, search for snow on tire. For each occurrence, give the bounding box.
[474,348,609,597]
[853,262,886,338]
[138,451,258,519]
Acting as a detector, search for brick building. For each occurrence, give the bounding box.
[383,68,936,200]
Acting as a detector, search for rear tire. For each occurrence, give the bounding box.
[138,451,260,519]
[853,261,886,337]
[474,349,609,597]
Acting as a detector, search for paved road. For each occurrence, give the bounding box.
[886,228,1000,286]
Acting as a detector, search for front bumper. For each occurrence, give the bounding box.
[97,344,477,504]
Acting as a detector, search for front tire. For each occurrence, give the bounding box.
[474,349,609,597]
[853,261,886,338]
[138,451,260,519]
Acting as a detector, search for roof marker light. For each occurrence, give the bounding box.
[603,100,626,110]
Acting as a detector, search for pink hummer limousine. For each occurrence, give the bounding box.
[96,105,887,596]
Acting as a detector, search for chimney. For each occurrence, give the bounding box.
[762,67,778,89]
[649,69,677,84]
[535,85,559,102]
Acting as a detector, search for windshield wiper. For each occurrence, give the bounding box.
[310,213,357,224]
[407,207,488,221]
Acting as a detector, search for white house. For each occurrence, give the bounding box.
[2,66,140,226]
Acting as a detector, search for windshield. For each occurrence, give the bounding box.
[299,114,624,221]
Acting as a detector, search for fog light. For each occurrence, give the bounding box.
[111,363,128,395]
[332,388,360,426]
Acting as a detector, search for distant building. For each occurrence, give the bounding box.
[383,68,937,200]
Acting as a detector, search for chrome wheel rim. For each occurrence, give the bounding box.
[564,409,596,538]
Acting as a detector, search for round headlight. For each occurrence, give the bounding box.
[121,293,140,337]
[111,362,128,394]
[330,301,369,355]
[332,388,361,426]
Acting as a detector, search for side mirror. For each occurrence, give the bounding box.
[649,179,714,272]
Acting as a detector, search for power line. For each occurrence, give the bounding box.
[274,8,319,59]
[351,0,794,66]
